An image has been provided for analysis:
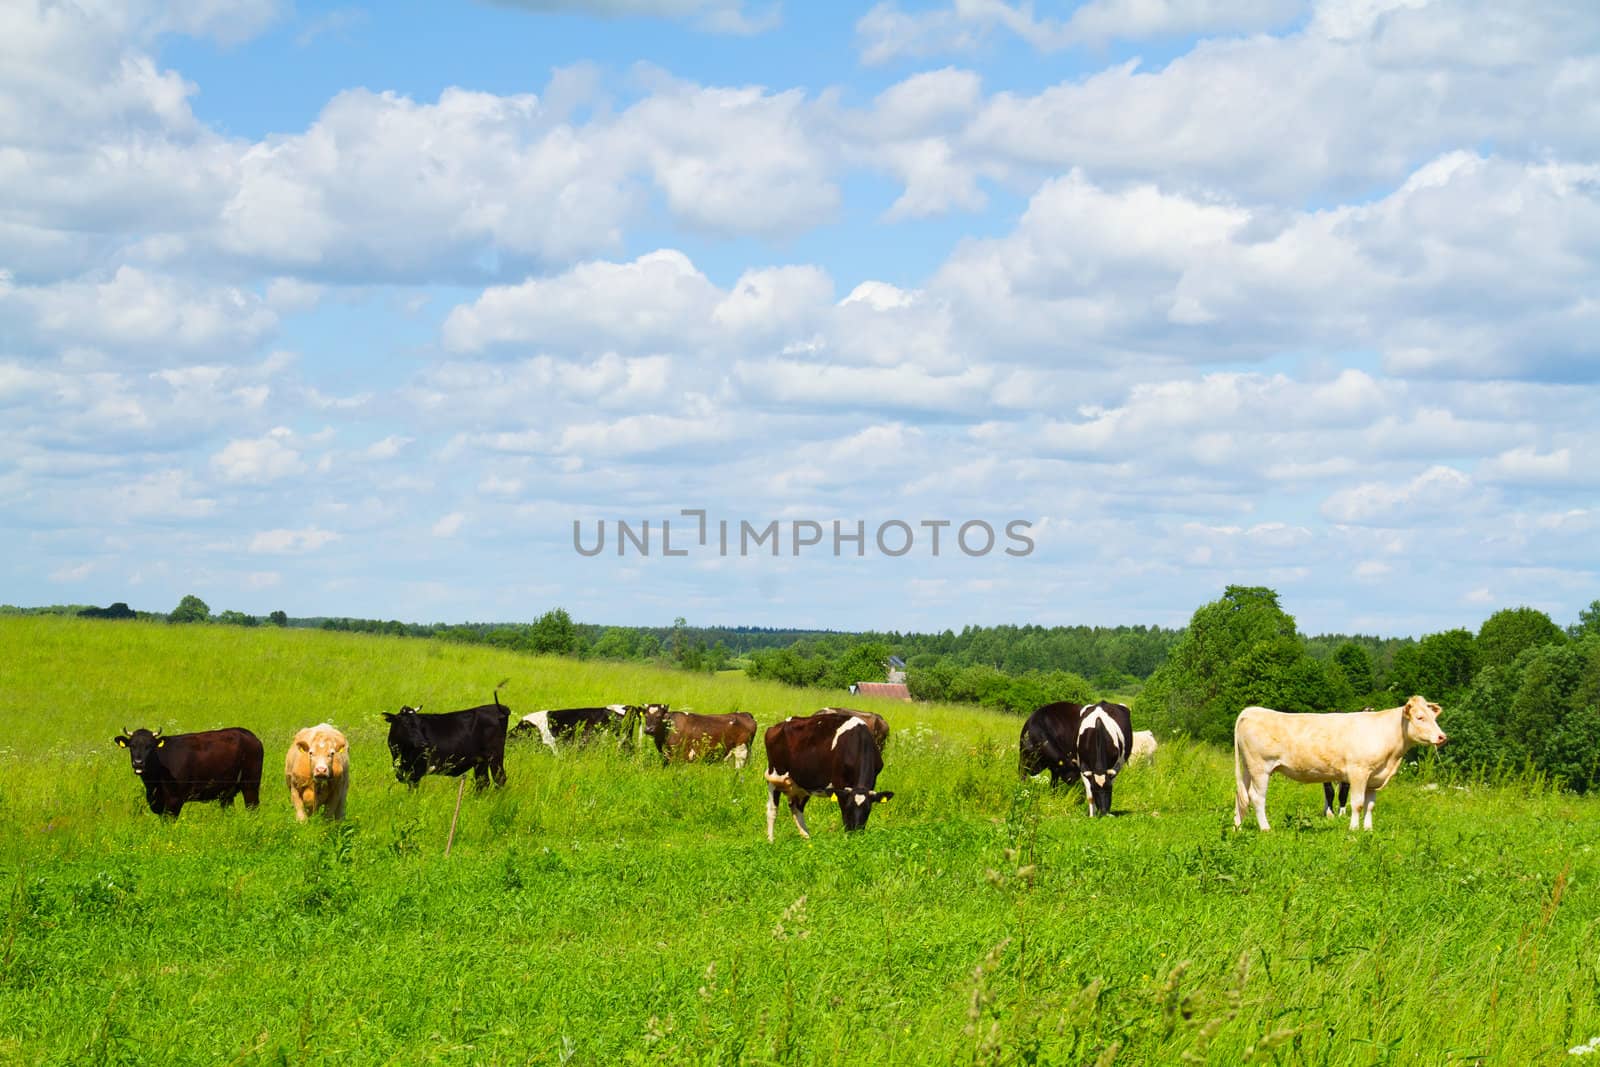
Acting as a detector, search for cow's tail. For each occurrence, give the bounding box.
[1232,726,1250,825]
[493,677,511,711]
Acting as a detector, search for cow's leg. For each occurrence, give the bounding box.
[473,763,490,791]
[1347,777,1367,831]
[766,787,780,842]
[1339,782,1350,815]
[1099,782,1113,816]
[1323,782,1336,817]
[1251,772,1270,831]
[731,743,749,770]
[1081,774,1095,815]
[790,796,812,840]
[290,781,309,822]
[491,753,507,788]
[241,778,260,810]
[1359,780,1376,830]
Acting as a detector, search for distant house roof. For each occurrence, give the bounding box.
[854,682,911,701]
[886,655,906,668]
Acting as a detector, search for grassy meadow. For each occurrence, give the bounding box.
[3,615,1599,1065]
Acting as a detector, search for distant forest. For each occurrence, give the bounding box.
[0,593,1475,716]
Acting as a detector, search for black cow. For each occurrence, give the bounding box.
[112,726,264,818]
[510,705,638,752]
[1019,701,1083,786]
[383,691,510,789]
[1077,700,1133,817]
[763,711,893,841]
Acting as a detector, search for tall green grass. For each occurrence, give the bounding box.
[2,616,1598,1065]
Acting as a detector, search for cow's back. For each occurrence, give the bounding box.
[1234,706,1389,780]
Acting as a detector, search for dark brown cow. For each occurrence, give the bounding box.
[764,711,893,841]
[814,707,889,749]
[641,706,756,767]
[113,726,264,818]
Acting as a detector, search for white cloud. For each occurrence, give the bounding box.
[1321,465,1481,525]
[212,427,305,483]
[244,570,282,589]
[363,435,412,460]
[249,527,340,554]
[49,560,95,582]
[432,512,466,537]
[856,0,1304,63]
[483,0,779,34]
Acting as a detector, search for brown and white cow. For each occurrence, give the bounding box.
[764,711,893,841]
[1233,695,1447,831]
[285,723,350,821]
[814,707,889,750]
[642,706,757,767]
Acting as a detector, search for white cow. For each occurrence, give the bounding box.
[1129,730,1158,761]
[1233,695,1447,831]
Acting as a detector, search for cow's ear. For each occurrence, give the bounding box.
[297,739,311,752]
[382,712,396,723]
[335,739,347,752]
[156,738,165,748]
[875,791,895,804]
[114,736,127,747]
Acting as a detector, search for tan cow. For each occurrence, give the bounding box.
[285,723,350,821]
[1233,696,1447,831]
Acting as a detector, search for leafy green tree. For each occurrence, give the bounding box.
[168,595,210,624]
[829,642,891,689]
[1388,629,1477,700]
[527,608,580,655]
[1136,586,1336,743]
[268,610,289,627]
[1333,641,1375,696]
[1571,599,1600,639]
[1477,606,1565,672]
[216,610,258,627]
[590,627,635,660]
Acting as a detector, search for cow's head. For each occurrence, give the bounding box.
[640,703,671,737]
[113,727,164,776]
[1401,695,1447,747]
[382,707,428,775]
[297,728,347,779]
[830,786,894,831]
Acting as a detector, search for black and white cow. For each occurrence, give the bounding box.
[1018,702,1083,786]
[763,712,893,841]
[382,690,510,789]
[1076,700,1132,817]
[511,705,638,752]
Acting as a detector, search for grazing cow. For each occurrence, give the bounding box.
[285,723,350,821]
[1078,701,1133,817]
[112,726,264,818]
[641,705,757,767]
[1018,702,1084,787]
[1234,695,1447,831]
[814,707,890,749]
[382,690,511,789]
[764,712,894,841]
[511,705,635,752]
[1129,730,1158,762]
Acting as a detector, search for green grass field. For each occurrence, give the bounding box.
[3,615,1598,1065]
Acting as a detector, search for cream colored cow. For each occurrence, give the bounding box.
[285,723,350,821]
[1233,696,1447,831]
[1129,730,1158,761]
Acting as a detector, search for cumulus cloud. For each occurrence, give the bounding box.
[483,0,779,35]
[1321,465,1483,525]
[431,512,466,537]
[856,0,1304,63]
[249,527,341,553]
[212,428,305,483]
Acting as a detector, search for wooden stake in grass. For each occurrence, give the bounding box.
[444,776,467,858]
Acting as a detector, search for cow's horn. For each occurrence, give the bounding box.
[151,727,162,738]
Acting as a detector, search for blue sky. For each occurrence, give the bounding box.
[3,0,1598,636]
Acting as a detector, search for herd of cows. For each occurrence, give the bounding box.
[108,690,1450,835]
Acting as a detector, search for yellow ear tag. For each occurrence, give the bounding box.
[115,738,126,747]
[157,739,166,748]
